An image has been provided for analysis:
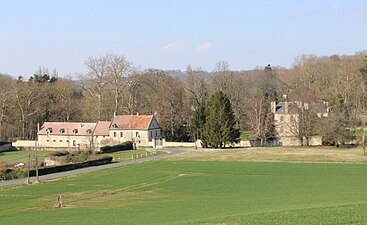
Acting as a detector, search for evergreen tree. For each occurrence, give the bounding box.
[203,91,240,148]
[190,105,207,147]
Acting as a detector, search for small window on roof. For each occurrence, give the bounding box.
[46,128,53,134]
[59,128,65,133]
[112,123,118,128]
[86,129,92,134]
[73,129,78,134]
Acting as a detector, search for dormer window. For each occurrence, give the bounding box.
[112,123,118,128]
[86,129,92,134]
[73,129,78,134]
[46,128,53,135]
[59,128,65,134]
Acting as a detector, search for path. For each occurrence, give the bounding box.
[0,148,188,187]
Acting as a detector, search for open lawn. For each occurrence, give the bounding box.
[107,149,166,162]
[2,148,367,224]
[171,146,367,164]
[0,150,53,166]
[0,149,165,166]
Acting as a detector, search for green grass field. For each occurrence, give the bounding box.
[2,158,367,224]
[0,149,165,165]
[107,149,166,162]
[0,150,53,165]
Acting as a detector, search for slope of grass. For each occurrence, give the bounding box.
[2,160,367,224]
[0,150,53,165]
[105,149,166,162]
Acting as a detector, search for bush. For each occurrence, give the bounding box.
[0,168,26,181]
[48,151,70,157]
[100,141,133,153]
[66,151,89,163]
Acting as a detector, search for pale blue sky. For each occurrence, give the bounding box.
[0,0,366,77]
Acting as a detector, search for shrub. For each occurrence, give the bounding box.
[0,160,7,170]
[0,168,26,181]
[48,151,70,157]
[100,141,133,153]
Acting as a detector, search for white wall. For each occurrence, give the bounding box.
[38,134,93,149]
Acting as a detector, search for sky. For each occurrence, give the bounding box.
[0,0,367,77]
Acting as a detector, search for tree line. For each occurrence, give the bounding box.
[1,52,367,146]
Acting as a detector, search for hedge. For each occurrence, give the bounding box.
[29,156,113,176]
[0,156,113,181]
[100,141,133,153]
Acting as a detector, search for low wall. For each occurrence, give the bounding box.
[163,141,195,147]
[161,139,202,148]
[12,140,36,149]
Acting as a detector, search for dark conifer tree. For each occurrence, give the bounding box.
[203,91,240,148]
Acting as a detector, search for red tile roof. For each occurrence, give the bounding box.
[39,122,96,136]
[111,115,153,130]
[93,121,111,135]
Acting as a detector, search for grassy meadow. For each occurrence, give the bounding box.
[0,150,53,165]
[0,149,163,166]
[2,148,367,224]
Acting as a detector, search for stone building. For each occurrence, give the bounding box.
[37,114,161,150]
[271,95,329,146]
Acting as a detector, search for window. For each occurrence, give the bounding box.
[47,140,50,142]
[60,140,63,142]
[66,140,69,142]
[46,128,53,135]
[136,132,139,138]
[113,132,117,137]
[155,130,158,136]
[53,140,56,142]
[73,140,76,147]
[150,131,153,137]
[120,132,123,137]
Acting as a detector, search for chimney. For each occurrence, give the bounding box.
[271,101,276,113]
[283,94,289,113]
[304,103,309,110]
[284,102,289,114]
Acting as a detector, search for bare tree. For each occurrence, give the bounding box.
[107,54,131,114]
[80,55,109,120]
[246,97,274,146]
[53,77,81,121]
[285,106,320,146]
[211,61,231,93]
[0,75,13,140]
